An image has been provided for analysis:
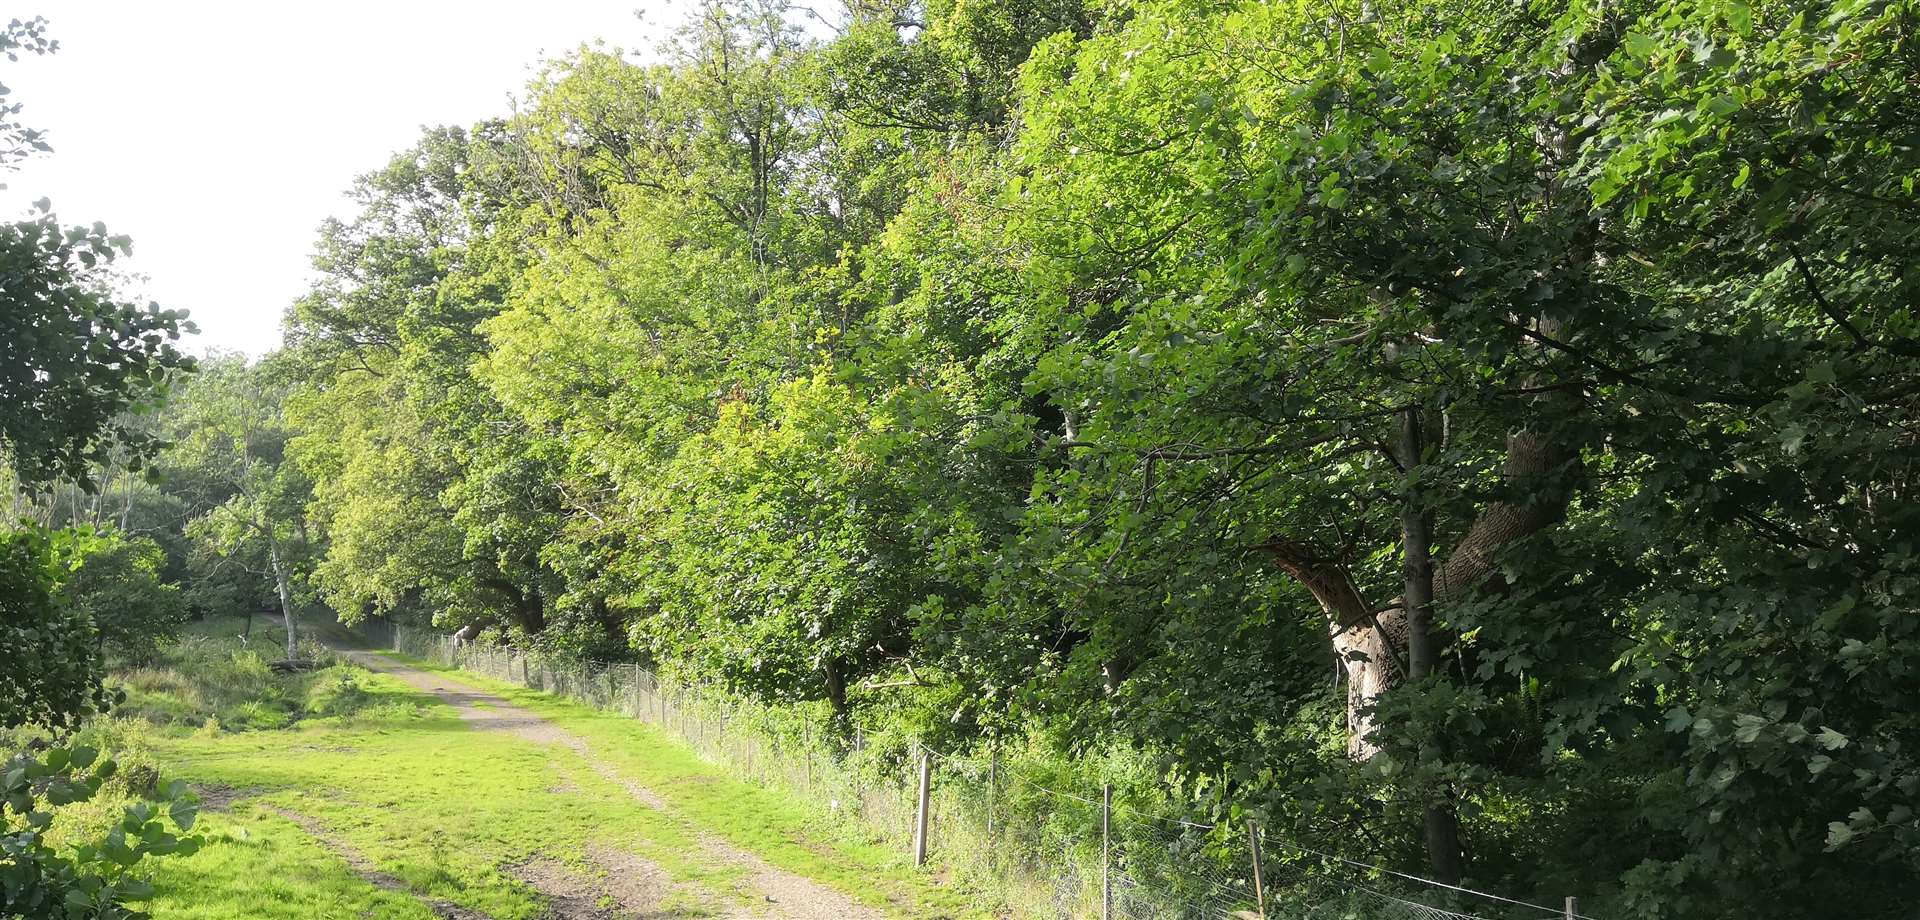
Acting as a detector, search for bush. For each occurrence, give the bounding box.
[0,526,109,732]
[0,745,202,919]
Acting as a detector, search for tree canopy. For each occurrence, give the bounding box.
[12,1,1912,917]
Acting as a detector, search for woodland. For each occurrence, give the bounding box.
[4,1,1919,918]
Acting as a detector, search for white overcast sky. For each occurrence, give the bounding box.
[1,1,682,356]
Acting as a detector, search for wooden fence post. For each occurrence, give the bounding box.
[1249,822,1266,920]
[913,746,933,867]
[1565,897,1578,920]
[1102,783,1113,920]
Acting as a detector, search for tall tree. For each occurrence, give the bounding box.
[168,357,313,654]
[260,0,1920,913]
[1,14,192,734]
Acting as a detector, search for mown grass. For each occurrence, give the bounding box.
[145,804,443,920]
[387,652,985,917]
[140,671,758,918]
[45,614,982,918]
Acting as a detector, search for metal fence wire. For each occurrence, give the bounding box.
[387,625,1582,920]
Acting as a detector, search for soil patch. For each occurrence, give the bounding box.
[510,845,688,919]
[190,783,258,813]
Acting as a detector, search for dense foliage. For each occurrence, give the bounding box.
[2,21,205,919]
[0,528,108,734]
[52,0,1902,916]
[52,529,187,665]
[0,746,200,920]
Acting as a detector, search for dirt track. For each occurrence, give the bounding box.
[335,648,889,920]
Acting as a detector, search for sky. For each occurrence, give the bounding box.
[1,1,681,357]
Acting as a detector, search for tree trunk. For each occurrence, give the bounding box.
[1275,426,1573,759]
[1399,408,1465,884]
[268,537,298,654]
[1401,410,1438,682]
[823,658,849,726]
[1268,542,1399,757]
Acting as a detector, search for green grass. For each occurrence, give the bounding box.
[388,652,984,917]
[146,805,442,920]
[62,614,985,918]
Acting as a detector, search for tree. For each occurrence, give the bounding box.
[0,16,193,486]
[957,0,1920,907]
[0,20,202,920]
[0,16,56,173]
[282,124,574,642]
[53,528,187,662]
[254,0,1920,914]
[167,357,313,655]
[1,13,192,731]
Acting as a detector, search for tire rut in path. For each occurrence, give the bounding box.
[336,649,888,920]
[510,844,680,920]
[260,803,495,920]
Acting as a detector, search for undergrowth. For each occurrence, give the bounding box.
[108,615,374,732]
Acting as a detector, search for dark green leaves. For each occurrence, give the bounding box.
[1,746,202,919]
[0,211,195,487]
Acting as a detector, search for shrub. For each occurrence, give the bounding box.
[0,745,202,919]
[52,528,188,664]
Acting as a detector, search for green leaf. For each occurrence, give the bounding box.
[170,797,199,832]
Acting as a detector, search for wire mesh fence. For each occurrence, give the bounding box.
[387,625,1577,920]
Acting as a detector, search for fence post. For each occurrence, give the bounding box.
[1565,897,1578,920]
[913,745,933,867]
[1102,783,1112,920]
[1249,822,1267,920]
